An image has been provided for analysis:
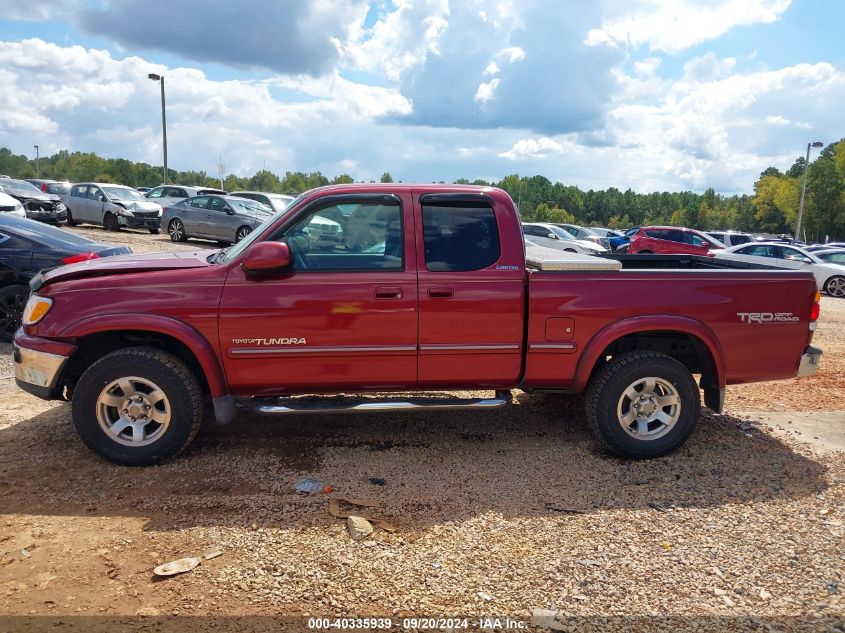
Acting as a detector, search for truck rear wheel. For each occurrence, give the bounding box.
[71,347,203,465]
[585,351,700,459]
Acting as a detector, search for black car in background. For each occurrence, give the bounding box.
[0,178,67,223]
[0,215,131,341]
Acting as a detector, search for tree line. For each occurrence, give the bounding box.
[2,138,842,240]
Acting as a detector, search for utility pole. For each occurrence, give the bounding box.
[796,141,824,241]
[147,73,168,184]
[33,145,40,178]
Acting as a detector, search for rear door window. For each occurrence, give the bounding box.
[741,245,776,258]
[189,196,209,209]
[422,202,500,272]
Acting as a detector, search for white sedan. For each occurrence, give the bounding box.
[714,242,845,298]
[522,222,607,255]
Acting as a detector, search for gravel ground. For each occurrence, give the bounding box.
[0,227,842,631]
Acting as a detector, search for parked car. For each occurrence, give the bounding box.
[522,222,607,255]
[0,177,67,223]
[805,242,845,253]
[228,191,294,213]
[628,226,725,256]
[591,227,628,251]
[813,248,845,265]
[714,242,845,297]
[145,185,227,210]
[13,184,822,465]
[0,192,26,218]
[162,195,274,244]
[553,224,611,250]
[0,215,131,341]
[25,179,71,196]
[707,231,754,247]
[65,183,162,232]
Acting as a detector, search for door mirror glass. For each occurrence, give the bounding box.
[242,241,292,273]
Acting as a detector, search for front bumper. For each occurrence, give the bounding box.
[119,215,161,229]
[26,209,67,222]
[797,345,822,377]
[13,343,69,400]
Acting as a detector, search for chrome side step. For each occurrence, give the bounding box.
[251,390,512,415]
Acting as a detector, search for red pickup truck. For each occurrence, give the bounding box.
[13,184,822,465]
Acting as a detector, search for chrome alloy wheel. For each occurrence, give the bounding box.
[168,219,184,241]
[235,226,251,242]
[96,376,171,446]
[827,276,845,298]
[616,376,681,440]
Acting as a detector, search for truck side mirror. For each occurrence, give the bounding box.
[242,241,292,273]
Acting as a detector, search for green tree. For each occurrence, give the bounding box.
[380,172,394,183]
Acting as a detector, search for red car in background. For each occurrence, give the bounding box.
[628,226,726,256]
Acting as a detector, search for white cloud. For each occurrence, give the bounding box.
[474,78,500,103]
[499,137,565,160]
[586,0,791,54]
[682,52,737,81]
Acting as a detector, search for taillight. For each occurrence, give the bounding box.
[62,251,100,265]
[809,290,821,327]
[41,183,48,192]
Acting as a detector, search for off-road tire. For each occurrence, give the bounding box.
[585,351,700,459]
[72,347,203,466]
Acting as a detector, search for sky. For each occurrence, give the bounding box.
[0,0,843,193]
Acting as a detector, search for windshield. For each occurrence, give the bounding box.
[548,226,577,241]
[46,182,70,195]
[0,178,41,194]
[269,194,294,209]
[215,192,308,264]
[699,231,727,248]
[102,186,145,201]
[229,198,273,214]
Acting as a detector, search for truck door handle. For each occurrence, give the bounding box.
[428,287,453,298]
[375,286,403,299]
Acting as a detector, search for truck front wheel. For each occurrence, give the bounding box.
[71,347,203,465]
[585,351,700,459]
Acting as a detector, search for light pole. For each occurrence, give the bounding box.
[33,145,40,178]
[795,141,824,242]
[147,73,168,184]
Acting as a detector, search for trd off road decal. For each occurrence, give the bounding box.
[737,312,799,324]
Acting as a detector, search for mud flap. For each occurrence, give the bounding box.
[703,386,724,413]
[213,394,237,425]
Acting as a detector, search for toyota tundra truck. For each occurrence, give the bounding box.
[13,185,823,465]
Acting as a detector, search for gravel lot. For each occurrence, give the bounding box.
[0,226,843,631]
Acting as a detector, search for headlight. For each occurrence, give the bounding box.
[13,202,23,214]
[117,208,134,217]
[57,202,66,211]
[22,295,53,326]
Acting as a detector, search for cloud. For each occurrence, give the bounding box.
[499,137,565,160]
[78,0,369,76]
[0,38,410,178]
[586,0,791,54]
[389,0,623,134]
[682,52,737,81]
[4,0,68,21]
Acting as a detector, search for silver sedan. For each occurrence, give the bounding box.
[162,195,274,244]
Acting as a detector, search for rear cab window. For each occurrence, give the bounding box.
[421,199,501,272]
